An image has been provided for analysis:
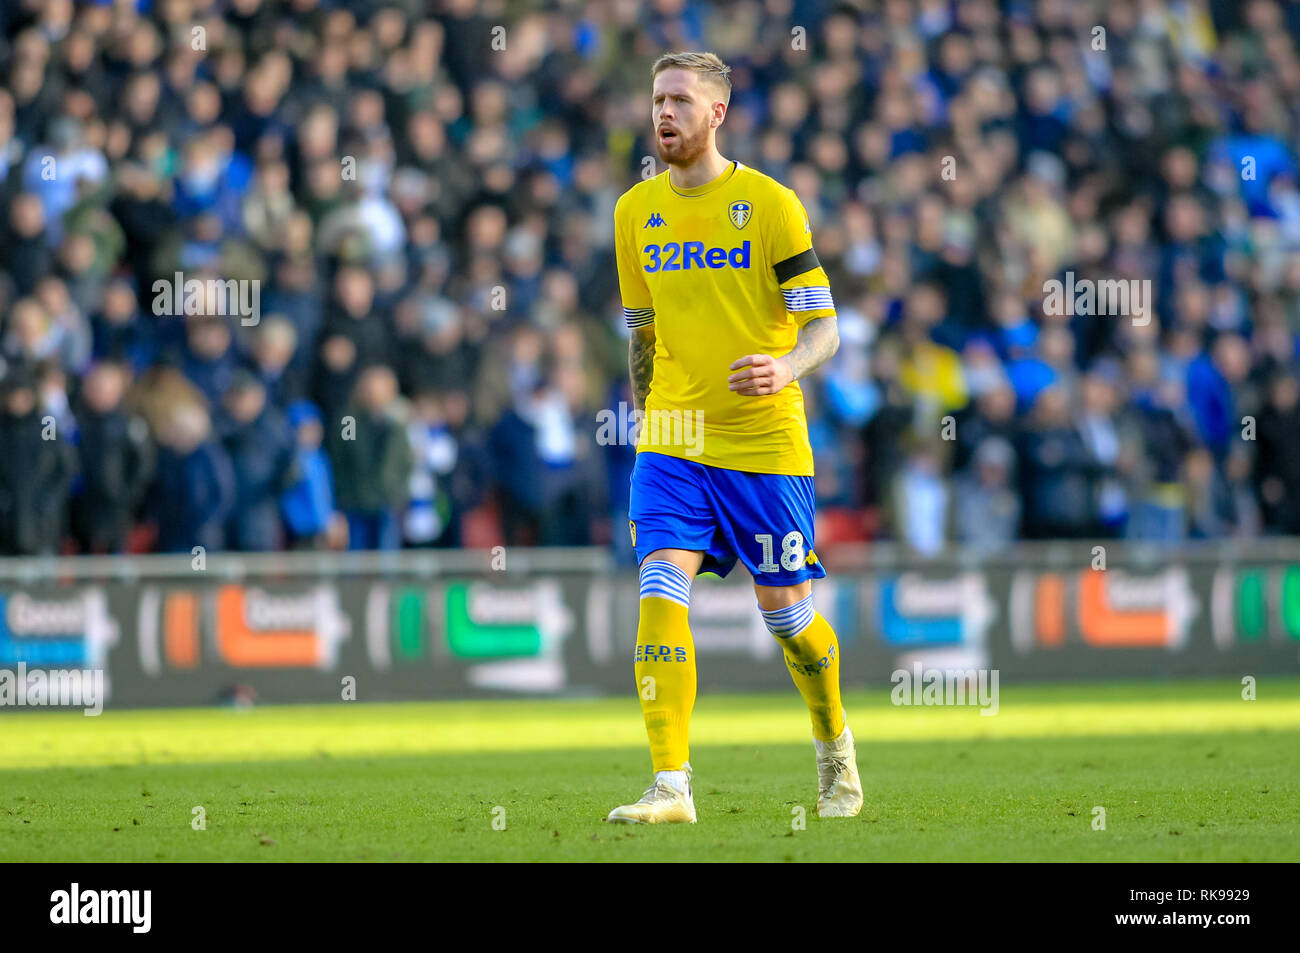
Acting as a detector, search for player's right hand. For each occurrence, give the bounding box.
[727,353,794,396]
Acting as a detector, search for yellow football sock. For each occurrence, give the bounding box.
[762,596,845,742]
[635,561,697,771]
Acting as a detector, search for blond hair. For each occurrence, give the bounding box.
[651,51,732,106]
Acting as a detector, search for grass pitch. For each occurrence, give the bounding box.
[1,678,1297,862]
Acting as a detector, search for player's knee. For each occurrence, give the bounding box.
[759,592,815,640]
[753,579,812,613]
[642,548,704,576]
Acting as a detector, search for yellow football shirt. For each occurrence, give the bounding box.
[614,160,836,476]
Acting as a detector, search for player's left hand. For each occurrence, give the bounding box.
[727,354,794,396]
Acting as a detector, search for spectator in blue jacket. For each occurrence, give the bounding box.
[1186,333,1252,461]
[178,317,244,409]
[148,403,235,554]
[219,370,295,551]
[281,399,338,547]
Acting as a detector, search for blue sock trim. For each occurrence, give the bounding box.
[639,560,692,608]
[760,594,815,638]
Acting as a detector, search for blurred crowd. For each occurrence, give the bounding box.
[1,0,1299,562]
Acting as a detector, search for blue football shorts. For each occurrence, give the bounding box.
[627,450,826,587]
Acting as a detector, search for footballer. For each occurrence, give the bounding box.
[607,51,862,824]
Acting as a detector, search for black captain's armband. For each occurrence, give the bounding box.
[774,247,821,283]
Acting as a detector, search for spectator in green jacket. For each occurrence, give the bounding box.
[327,364,412,551]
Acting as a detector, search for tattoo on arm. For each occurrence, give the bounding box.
[629,326,656,410]
[781,315,839,382]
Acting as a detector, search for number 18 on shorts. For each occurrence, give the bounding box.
[628,451,826,586]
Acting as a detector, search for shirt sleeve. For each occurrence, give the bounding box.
[768,187,836,326]
[614,194,656,330]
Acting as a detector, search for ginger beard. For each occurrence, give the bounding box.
[656,111,711,167]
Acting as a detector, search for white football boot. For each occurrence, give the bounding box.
[605,762,697,824]
[815,722,863,818]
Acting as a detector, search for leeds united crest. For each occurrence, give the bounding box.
[728,200,752,229]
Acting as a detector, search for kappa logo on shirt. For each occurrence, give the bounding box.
[644,212,667,228]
